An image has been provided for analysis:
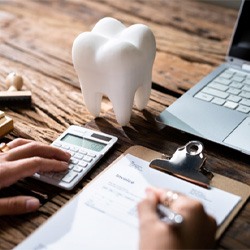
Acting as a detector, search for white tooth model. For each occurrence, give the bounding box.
[72,17,156,126]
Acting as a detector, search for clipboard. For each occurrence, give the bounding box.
[122,143,250,240]
[15,141,250,250]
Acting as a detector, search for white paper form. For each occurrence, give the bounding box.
[15,154,241,250]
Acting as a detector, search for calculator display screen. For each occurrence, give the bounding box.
[61,133,106,152]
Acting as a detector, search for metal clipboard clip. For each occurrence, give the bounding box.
[149,141,214,188]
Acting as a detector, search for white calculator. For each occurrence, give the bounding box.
[33,125,118,190]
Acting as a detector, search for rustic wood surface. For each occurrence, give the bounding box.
[0,0,249,249]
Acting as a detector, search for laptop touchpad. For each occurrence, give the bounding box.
[224,117,250,154]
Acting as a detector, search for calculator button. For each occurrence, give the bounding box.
[78,161,88,168]
[61,144,70,150]
[34,173,41,178]
[53,142,61,147]
[62,172,78,183]
[68,164,74,170]
[79,148,87,155]
[73,166,83,173]
[66,150,74,156]
[53,172,67,181]
[71,159,79,164]
[74,153,84,160]
[65,149,70,153]
[70,146,78,152]
[82,156,93,162]
[43,172,54,178]
[87,152,96,158]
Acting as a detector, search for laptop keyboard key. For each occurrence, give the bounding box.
[224,69,235,75]
[239,91,250,99]
[236,105,250,113]
[223,101,238,109]
[211,97,225,105]
[214,77,231,85]
[202,87,229,99]
[227,88,241,95]
[194,92,213,102]
[242,85,250,92]
[243,79,250,85]
[208,82,228,91]
[227,95,241,103]
[232,76,244,82]
[230,81,244,89]
[220,72,233,79]
[240,99,250,107]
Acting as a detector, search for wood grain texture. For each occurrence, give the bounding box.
[0,0,249,249]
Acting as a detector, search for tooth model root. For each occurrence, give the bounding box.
[109,93,134,126]
[72,17,156,126]
[83,90,103,117]
[135,80,152,110]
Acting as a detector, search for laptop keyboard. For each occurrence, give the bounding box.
[194,68,250,114]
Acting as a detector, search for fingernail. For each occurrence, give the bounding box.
[26,198,40,211]
[65,151,71,158]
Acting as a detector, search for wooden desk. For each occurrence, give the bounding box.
[0,0,249,248]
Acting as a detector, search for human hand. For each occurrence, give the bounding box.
[137,187,217,250]
[0,138,71,215]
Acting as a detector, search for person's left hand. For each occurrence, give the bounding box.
[0,138,71,215]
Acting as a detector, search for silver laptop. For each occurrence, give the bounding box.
[156,0,250,155]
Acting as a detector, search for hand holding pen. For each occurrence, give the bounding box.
[137,187,217,250]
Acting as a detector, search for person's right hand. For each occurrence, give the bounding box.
[137,187,217,249]
[0,138,71,216]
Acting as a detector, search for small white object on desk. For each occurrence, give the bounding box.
[5,72,24,91]
[72,17,156,126]
[0,72,32,106]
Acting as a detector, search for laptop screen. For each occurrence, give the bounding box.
[228,0,250,61]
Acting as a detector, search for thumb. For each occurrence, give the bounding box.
[0,196,40,216]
